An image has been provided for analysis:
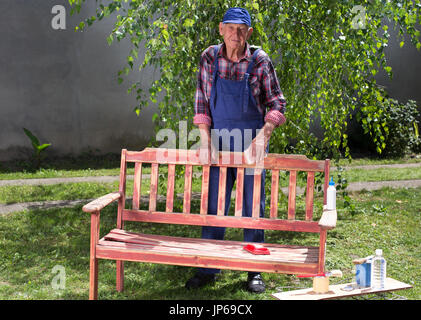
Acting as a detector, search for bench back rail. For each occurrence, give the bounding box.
[117,148,330,234]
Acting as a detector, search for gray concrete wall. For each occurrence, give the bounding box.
[375,22,421,105]
[0,0,158,161]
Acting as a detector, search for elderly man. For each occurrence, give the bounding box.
[186,7,286,293]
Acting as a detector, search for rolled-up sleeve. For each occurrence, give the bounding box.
[193,48,213,127]
[260,57,286,127]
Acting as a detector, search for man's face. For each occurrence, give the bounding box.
[219,22,253,52]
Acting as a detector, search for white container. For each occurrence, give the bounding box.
[371,249,387,290]
[326,177,336,210]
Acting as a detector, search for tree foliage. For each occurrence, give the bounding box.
[69,0,421,160]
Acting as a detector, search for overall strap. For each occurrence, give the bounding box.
[212,44,222,79]
[210,44,222,112]
[243,48,260,113]
[246,48,261,75]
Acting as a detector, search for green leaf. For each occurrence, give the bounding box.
[107,34,113,45]
[23,128,40,147]
[37,144,51,152]
[161,28,169,41]
[183,18,194,28]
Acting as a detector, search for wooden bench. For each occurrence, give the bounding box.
[83,147,337,299]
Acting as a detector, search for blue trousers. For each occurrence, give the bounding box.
[198,166,265,275]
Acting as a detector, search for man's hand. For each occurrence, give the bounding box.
[244,122,275,165]
[197,124,219,164]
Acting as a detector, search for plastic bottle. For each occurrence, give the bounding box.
[326,177,336,210]
[371,249,387,290]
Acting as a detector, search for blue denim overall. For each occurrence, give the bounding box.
[199,45,266,276]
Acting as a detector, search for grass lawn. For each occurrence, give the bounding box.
[1,153,420,180]
[1,161,421,205]
[0,186,419,300]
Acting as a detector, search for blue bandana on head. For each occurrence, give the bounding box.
[222,7,251,27]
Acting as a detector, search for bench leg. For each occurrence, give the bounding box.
[116,260,124,292]
[89,257,98,300]
[89,212,100,300]
[318,229,327,274]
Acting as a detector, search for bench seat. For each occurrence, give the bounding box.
[97,228,320,274]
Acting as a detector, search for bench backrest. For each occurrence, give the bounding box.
[116,148,330,234]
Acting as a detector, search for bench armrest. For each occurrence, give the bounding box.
[318,206,337,229]
[82,192,122,213]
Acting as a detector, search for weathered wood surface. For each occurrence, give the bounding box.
[122,209,323,233]
[83,192,121,213]
[97,229,320,274]
[125,148,326,171]
[272,278,413,300]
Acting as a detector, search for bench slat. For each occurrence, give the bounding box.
[132,163,142,210]
[117,149,127,229]
[217,167,227,216]
[166,164,176,213]
[270,170,279,219]
[234,167,244,217]
[323,159,330,205]
[122,209,322,233]
[306,171,315,220]
[149,163,159,212]
[200,166,210,215]
[183,164,193,213]
[252,169,262,218]
[288,170,297,220]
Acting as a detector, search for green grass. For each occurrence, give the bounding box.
[335,166,421,183]
[334,156,421,167]
[0,187,420,300]
[1,154,420,180]
[0,182,119,205]
[0,152,122,179]
[0,168,124,180]
[2,164,421,205]
[0,176,203,205]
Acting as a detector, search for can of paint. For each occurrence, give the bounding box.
[355,262,371,287]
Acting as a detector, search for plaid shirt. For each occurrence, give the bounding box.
[193,42,286,127]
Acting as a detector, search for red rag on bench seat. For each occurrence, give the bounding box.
[243,244,270,255]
